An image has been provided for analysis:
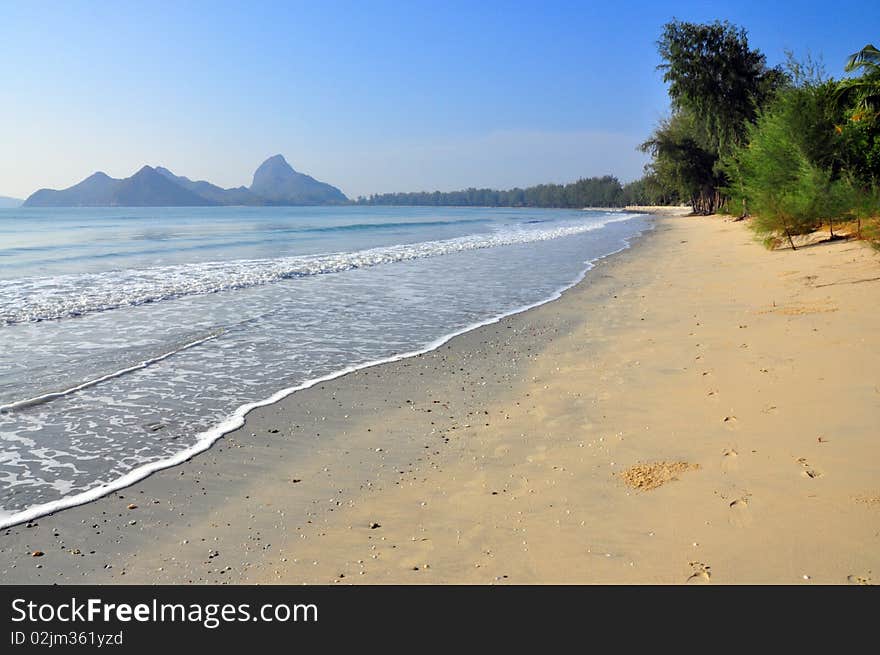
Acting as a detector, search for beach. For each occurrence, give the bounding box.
[2,212,878,584]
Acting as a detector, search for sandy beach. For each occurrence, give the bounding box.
[2,212,878,585]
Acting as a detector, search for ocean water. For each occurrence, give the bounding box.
[0,205,649,527]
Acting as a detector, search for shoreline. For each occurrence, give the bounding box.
[0,213,653,532]
[2,212,878,584]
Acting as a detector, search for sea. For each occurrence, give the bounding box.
[0,205,650,528]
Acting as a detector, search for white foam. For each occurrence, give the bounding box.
[0,214,640,325]
[0,332,221,413]
[0,216,652,530]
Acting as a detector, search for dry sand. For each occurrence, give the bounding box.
[2,213,878,584]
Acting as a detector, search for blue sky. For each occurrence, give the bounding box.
[1,1,877,199]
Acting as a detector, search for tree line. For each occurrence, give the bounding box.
[355,175,662,208]
[358,20,879,247]
[642,20,879,247]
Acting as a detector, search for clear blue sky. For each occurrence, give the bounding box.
[1,1,876,199]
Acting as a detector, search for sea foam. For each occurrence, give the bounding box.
[0,215,637,325]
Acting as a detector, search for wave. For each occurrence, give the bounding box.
[0,331,222,414]
[271,216,495,234]
[0,217,651,531]
[0,214,639,325]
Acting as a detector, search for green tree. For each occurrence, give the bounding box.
[658,20,786,157]
[835,43,880,191]
[648,20,785,214]
[640,111,719,214]
[356,176,630,208]
[726,77,850,248]
[836,44,880,114]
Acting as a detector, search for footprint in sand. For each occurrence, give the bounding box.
[728,497,753,528]
[846,574,873,585]
[687,561,712,584]
[721,449,739,472]
[797,457,824,479]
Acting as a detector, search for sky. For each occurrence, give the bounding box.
[1,1,878,200]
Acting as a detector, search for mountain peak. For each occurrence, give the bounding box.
[254,154,297,175]
[23,156,346,207]
[250,154,346,204]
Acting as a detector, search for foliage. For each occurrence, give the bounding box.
[643,20,785,213]
[356,176,638,208]
[724,70,853,246]
[835,45,880,187]
[836,44,880,114]
[657,19,785,157]
[640,111,720,214]
[619,174,680,206]
[642,21,880,249]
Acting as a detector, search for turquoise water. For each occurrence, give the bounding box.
[0,205,649,526]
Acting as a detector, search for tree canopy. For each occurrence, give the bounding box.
[720,40,880,246]
[658,20,785,156]
[356,176,657,208]
[644,20,786,214]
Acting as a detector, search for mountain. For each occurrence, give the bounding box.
[25,172,122,207]
[115,166,221,206]
[23,156,347,207]
[24,167,217,207]
[0,196,23,208]
[155,167,264,206]
[250,154,347,205]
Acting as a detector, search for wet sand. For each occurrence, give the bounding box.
[2,213,878,584]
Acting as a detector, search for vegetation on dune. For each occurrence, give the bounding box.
[640,20,880,248]
[724,60,850,248]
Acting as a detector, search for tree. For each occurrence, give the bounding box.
[649,20,785,214]
[726,76,850,248]
[836,44,880,114]
[640,111,720,214]
[355,176,632,208]
[835,43,880,192]
[658,20,786,157]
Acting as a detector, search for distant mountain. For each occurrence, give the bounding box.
[250,155,347,205]
[25,167,217,207]
[0,196,23,208]
[25,172,121,207]
[23,156,347,207]
[116,166,221,206]
[155,167,264,206]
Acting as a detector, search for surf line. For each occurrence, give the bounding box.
[0,331,222,414]
[0,216,655,531]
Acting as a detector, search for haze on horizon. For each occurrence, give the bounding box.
[2,1,876,201]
